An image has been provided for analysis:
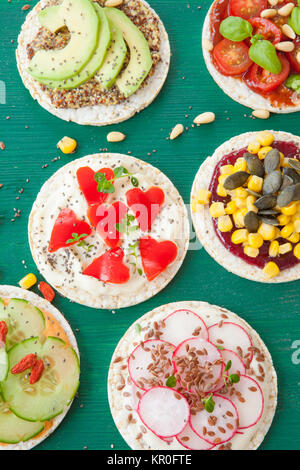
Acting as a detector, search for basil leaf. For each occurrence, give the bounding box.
[249,39,282,74]
[289,4,300,35]
[286,74,300,92]
[220,16,253,42]
[166,375,177,388]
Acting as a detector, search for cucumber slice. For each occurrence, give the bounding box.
[2,337,80,422]
[0,346,8,382]
[0,298,45,350]
[0,397,44,444]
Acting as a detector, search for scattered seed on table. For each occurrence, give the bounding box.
[0,142,6,150]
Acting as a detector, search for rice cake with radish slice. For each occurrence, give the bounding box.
[108,300,277,450]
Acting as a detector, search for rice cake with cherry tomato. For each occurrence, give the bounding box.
[28,153,189,309]
[108,301,277,450]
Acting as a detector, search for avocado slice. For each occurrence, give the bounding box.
[38,5,63,33]
[104,7,153,98]
[95,18,127,89]
[38,4,111,90]
[27,0,99,81]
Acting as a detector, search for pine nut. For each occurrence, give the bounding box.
[170,124,184,140]
[275,41,295,52]
[107,131,126,142]
[252,109,270,119]
[203,38,213,52]
[261,8,277,18]
[193,112,215,125]
[282,24,296,40]
[268,0,278,5]
[278,2,295,16]
[105,0,123,6]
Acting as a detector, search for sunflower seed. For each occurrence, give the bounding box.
[283,167,300,184]
[244,211,260,233]
[288,158,300,172]
[243,153,264,177]
[264,149,281,173]
[223,171,249,190]
[263,171,282,194]
[277,186,295,207]
[254,195,277,210]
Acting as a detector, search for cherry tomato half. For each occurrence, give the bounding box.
[249,17,282,44]
[230,0,267,19]
[287,38,300,74]
[247,54,290,92]
[213,38,253,76]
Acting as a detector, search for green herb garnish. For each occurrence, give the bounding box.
[166,375,177,388]
[66,233,94,252]
[116,214,139,235]
[128,241,143,276]
[131,176,139,187]
[94,166,139,194]
[215,344,224,351]
[224,360,232,372]
[228,374,240,385]
[135,323,142,334]
[202,394,215,413]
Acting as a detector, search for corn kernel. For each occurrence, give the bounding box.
[235,197,247,209]
[217,184,227,197]
[209,202,225,218]
[279,243,292,255]
[246,195,258,213]
[278,214,290,226]
[232,229,248,244]
[292,213,300,223]
[287,232,300,244]
[256,131,274,147]
[248,175,263,193]
[279,152,284,167]
[218,215,233,233]
[244,245,259,258]
[220,164,234,176]
[258,222,276,241]
[248,141,261,154]
[263,261,280,278]
[294,243,300,259]
[225,200,237,215]
[18,273,37,290]
[280,223,294,239]
[258,146,273,160]
[272,227,281,240]
[282,157,290,168]
[233,208,247,228]
[196,189,211,205]
[269,240,279,257]
[281,202,298,216]
[235,188,248,199]
[234,158,247,172]
[57,136,77,154]
[248,233,264,249]
[294,220,300,232]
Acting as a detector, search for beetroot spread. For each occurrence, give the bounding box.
[209,141,300,270]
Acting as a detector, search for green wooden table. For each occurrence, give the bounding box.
[0,0,300,450]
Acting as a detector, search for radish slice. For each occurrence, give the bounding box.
[190,394,238,446]
[173,338,223,394]
[159,309,209,346]
[208,322,253,364]
[210,349,247,393]
[177,422,215,450]
[222,375,264,429]
[137,387,190,438]
[128,340,175,390]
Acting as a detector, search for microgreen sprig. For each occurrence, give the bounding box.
[116,214,139,236]
[94,166,139,194]
[128,241,143,276]
[66,233,94,252]
[202,394,215,413]
[166,375,177,388]
[222,359,241,389]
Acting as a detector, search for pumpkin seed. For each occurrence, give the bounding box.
[246,189,262,198]
[293,182,300,201]
[264,148,281,173]
[280,174,293,190]
[244,211,260,233]
[223,171,249,190]
[258,209,279,216]
[283,167,300,184]
[288,158,300,172]
[243,153,264,177]
[260,216,280,226]
[254,194,277,210]
[277,185,295,207]
[263,171,282,194]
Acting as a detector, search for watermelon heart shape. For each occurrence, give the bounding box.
[139,236,178,281]
[83,247,130,284]
[48,208,92,253]
[76,166,115,206]
[126,187,165,231]
[87,201,127,249]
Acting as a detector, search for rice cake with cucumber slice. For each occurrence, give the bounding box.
[191,130,300,283]
[16,0,170,126]
[108,301,277,450]
[0,285,80,450]
[28,153,189,309]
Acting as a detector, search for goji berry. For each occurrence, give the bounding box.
[11,354,37,374]
[38,282,55,302]
[0,321,8,345]
[30,359,44,384]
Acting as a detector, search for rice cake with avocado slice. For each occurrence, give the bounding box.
[27,0,99,81]
[0,285,80,450]
[37,5,62,33]
[16,0,170,126]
